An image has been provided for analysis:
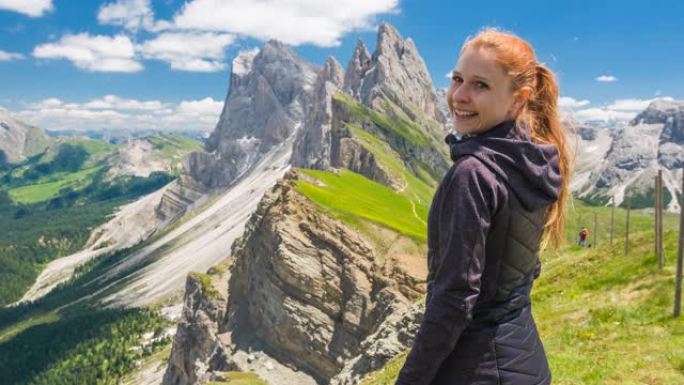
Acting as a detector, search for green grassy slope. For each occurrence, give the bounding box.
[360,199,684,385]
[0,135,194,306]
[295,168,428,242]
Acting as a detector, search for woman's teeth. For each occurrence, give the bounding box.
[455,110,477,117]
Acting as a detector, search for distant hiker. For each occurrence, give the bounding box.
[578,227,589,247]
[395,28,571,385]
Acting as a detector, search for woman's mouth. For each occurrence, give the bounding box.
[454,109,478,122]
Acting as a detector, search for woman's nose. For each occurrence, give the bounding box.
[450,84,470,104]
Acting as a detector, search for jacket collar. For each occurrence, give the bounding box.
[444,119,529,146]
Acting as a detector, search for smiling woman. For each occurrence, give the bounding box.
[394,27,573,385]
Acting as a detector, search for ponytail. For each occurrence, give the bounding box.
[519,63,576,253]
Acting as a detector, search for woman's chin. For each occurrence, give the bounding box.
[453,120,480,136]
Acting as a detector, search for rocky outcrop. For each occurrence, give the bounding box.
[0,109,52,164]
[226,169,424,383]
[329,106,397,189]
[290,56,345,169]
[330,300,425,385]
[187,41,318,188]
[162,168,427,385]
[436,87,451,126]
[155,173,211,221]
[163,269,232,385]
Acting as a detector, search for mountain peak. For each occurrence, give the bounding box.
[375,22,403,57]
[354,22,443,123]
[191,39,317,188]
[631,97,684,143]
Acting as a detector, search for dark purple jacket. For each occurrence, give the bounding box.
[395,119,562,385]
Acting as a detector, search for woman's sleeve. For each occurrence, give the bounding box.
[395,156,501,385]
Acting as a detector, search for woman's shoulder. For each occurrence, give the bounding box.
[444,155,509,214]
[448,155,501,187]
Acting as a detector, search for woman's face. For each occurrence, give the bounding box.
[448,46,522,136]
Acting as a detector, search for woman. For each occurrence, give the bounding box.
[395,28,573,385]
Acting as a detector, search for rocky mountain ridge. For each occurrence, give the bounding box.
[572,98,684,212]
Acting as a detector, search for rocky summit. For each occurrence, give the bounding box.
[186,41,318,188]
[572,98,684,212]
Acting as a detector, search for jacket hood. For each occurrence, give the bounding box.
[445,120,562,211]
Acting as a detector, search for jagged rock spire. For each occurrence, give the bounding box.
[343,40,372,100]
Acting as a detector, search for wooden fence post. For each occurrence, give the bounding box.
[674,168,684,317]
[593,212,598,247]
[657,170,663,270]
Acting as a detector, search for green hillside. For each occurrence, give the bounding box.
[0,134,202,307]
[295,168,428,243]
[360,199,684,385]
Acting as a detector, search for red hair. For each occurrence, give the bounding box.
[448,27,576,252]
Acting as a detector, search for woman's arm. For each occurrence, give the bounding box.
[395,156,500,385]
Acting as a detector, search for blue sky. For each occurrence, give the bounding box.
[0,0,682,131]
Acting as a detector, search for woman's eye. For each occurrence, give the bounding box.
[451,74,463,83]
[476,81,489,89]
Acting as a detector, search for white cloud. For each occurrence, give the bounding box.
[595,75,617,82]
[170,0,399,46]
[0,0,52,17]
[81,95,166,111]
[570,96,674,123]
[604,98,673,112]
[97,0,156,32]
[17,95,223,132]
[558,96,590,108]
[138,32,235,72]
[0,49,25,61]
[572,107,635,122]
[33,33,143,72]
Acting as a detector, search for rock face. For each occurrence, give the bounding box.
[343,41,372,101]
[330,300,425,385]
[290,56,345,169]
[187,42,318,188]
[155,174,211,221]
[633,98,684,145]
[0,109,52,164]
[163,271,232,385]
[226,170,423,382]
[572,99,684,212]
[162,169,426,385]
